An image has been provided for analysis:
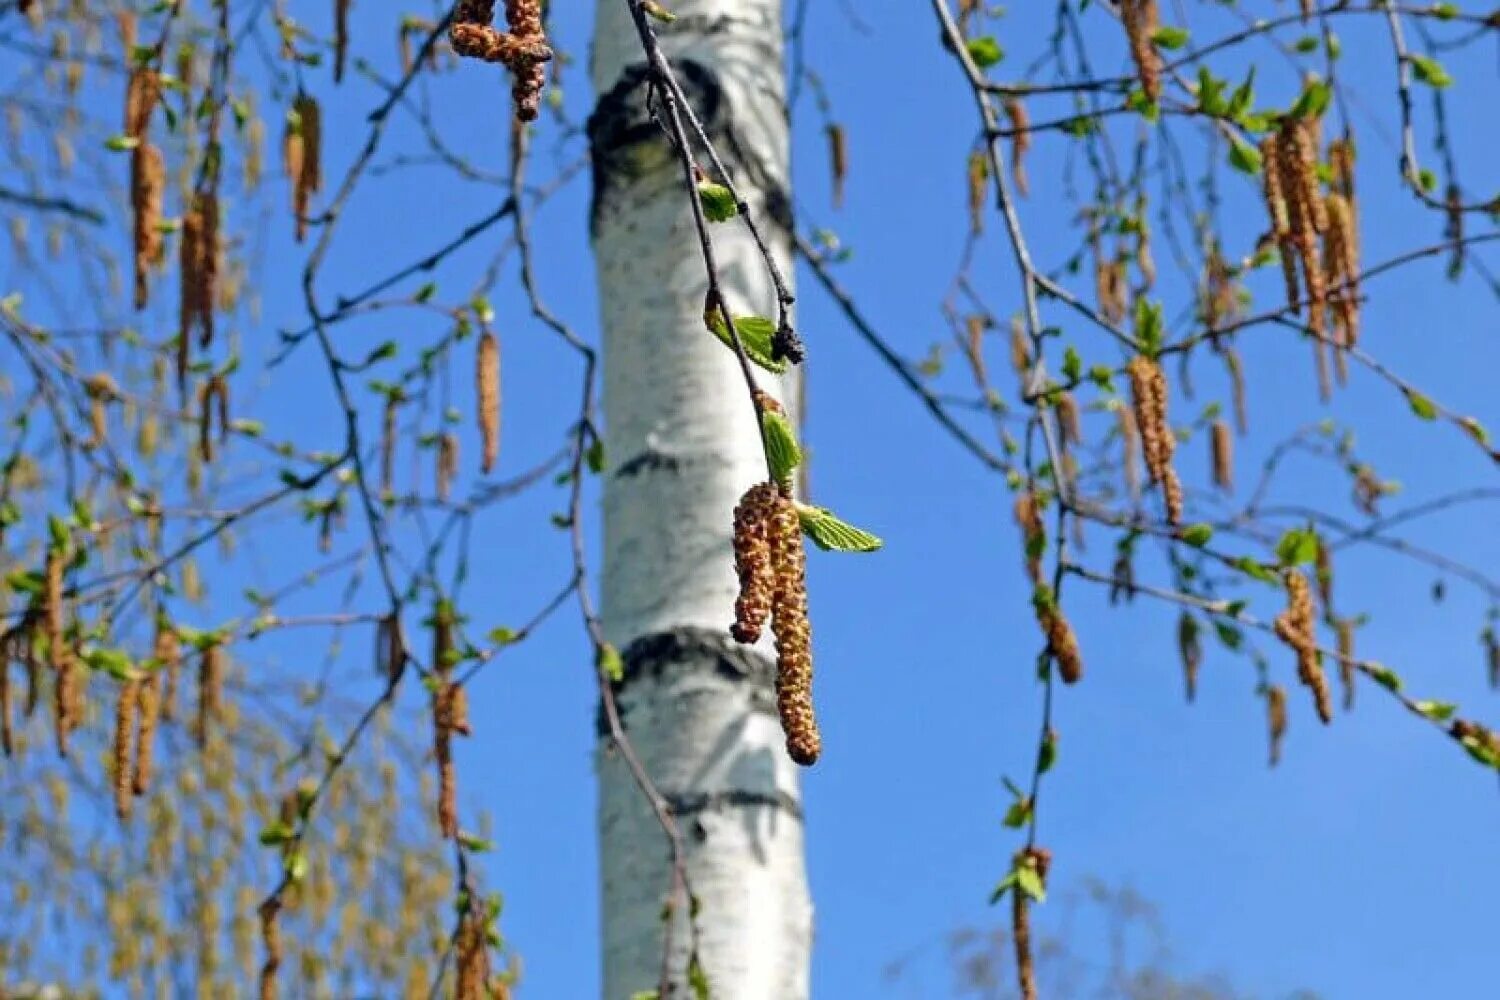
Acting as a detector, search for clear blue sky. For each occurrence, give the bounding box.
[8,1,1496,997]
[277,1,1499,996]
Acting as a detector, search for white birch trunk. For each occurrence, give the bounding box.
[588,2,811,997]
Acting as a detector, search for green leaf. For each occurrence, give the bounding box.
[989,871,1020,904]
[104,134,140,152]
[258,821,296,847]
[284,851,308,883]
[1231,556,1279,585]
[1293,35,1320,54]
[687,953,712,1000]
[1180,523,1213,548]
[641,0,677,22]
[1410,54,1453,88]
[413,281,437,303]
[457,832,495,853]
[487,626,519,645]
[1289,77,1331,120]
[1015,864,1046,903]
[704,312,788,375]
[1037,730,1057,774]
[1196,67,1227,116]
[1228,138,1262,175]
[1228,68,1256,122]
[586,437,608,474]
[1368,663,1402,692]
[796,504,883,553]
[1414,700,1456,722]
[697,182,738,222]
[1002,795,1033,829]
[1125,88,1160,123]
[966,36,1004,69]
[597,642,624,684]
[1151,26,1189,50]
[1405,390,1437,421]
[761,410,802,490]
[1275,527,1319,567]
[1061,346,1082,382]
[1213,620,1244,651]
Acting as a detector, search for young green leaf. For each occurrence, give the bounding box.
[1275,527,1319,567]
[761,410,802,489]
[704,311,788,374]
[1179,523,1214,548]
[1405,390,1437,421]
[966,36,1004,68]
[1151,26,1190,50]
[697,181,738,222]
[1410,55,1453,88]
[796,504,883,553]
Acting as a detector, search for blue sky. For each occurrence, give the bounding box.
[7,1,1499,997]
[263,1,1498,997]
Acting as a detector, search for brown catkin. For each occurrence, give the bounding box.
[1267,684,1287,767]
[450,0,554,121]
[438,432,459,501]
[1126,355,1180,524]
[113,678,139,820]
[1055,392,1081,445]
[1323,193,1360,370]
[196,644,223,747]
[1004,98,1030,197]
[1274,570,1333,724]
[1337,617,1356,711]
[1211,419,1233,491]
[769,494,819,765]
[380,395,398,498]
[1014,491,1044,587]
[124,66,159,141]
[1120,0,1162,103]
[1224,346,1249,434]
[1260,134,1300,310]
[434,681,458,838]
[455,901,490,1000]
[1045,604,1083,685]
[132,671,160,796]
[155,620,181,722]
[967,151,987,235]
[131,142,164,309]
[826,123,847,209]
[291,95,321,241]
[1178,612,1202,702]
[731,482,779,644]
[477,331,501,474]
[179,193,218,358]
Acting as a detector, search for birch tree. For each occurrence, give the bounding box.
[0,1,1496,998]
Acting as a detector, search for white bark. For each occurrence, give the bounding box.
[589,2,811,997]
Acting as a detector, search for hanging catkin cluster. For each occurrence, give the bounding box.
[1120,0,1162,103]
[1322,192,1360,377]
[450,0,554,121]
[1125,355,1182,525]
[1035,590,1083,685]
[195,643,224,747]
[431,603,469,836]
[1273,569,1333,724]
[113,677,140,820]
[730,483,820,765]
[731,482,780,644]
[285,95,321,242]
[179,192,219,359]
[477,331,501,473]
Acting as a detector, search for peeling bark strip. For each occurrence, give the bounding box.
[590,1,810,995]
